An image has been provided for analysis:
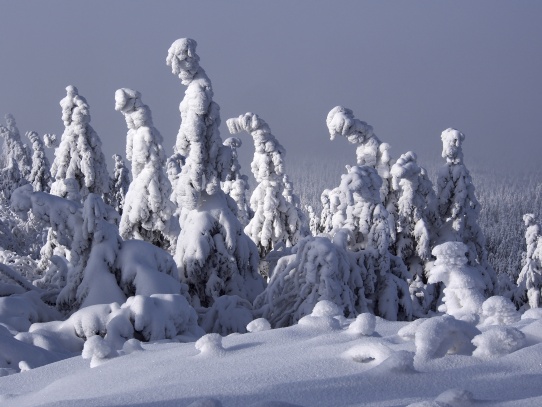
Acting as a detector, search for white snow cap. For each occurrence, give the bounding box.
[166,38,200,84]
[326,106,374,143]
[441,128,465,164]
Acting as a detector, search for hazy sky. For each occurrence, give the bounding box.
[1,1,541,175]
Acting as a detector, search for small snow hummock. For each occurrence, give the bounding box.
[472,326,526,359]
[479,296,520,326]
[82,335,117,368]
[347,313,376,336]
[195,333,226,357]
[246,318,271,333]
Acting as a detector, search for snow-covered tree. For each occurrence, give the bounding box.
[107,154,130,216]
[390,151,440,315]
[227,112,305,259]
[0,114,31,199]
[167,38,265,307]
[26,131,51,192]
[429,241,486,323]
[330,165,412,321]
[50,86,109,201]
[437,128,496,295]
[255,230,367,328]
[114,88,178,250]
[514,214,542,309]
[326,106,392,204]
[221,137,251,227]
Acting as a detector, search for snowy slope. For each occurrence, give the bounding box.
[1,313,541,407]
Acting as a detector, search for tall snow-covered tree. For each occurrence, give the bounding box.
[227,112,305,259]
[108,154,130,216]
[390,151,440,315]
[0,114,32,199]
[50,86,109,201]
[26,131,51,192]
[332,165,412,321]
[437,128,496,295]
[114,88,178,250]
[514,214,542,310]
[221,137,251,227]
[167,38,265,307]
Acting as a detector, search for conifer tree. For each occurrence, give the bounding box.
[167,38,264,307]
[221,137,251,227]
[514,214,542,309]
[50,86,109,201]
[26,131,51,192]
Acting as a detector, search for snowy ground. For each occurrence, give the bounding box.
[1,308,541,407]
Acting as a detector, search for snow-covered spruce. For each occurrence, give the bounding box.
[167,38,265,307]
[254,231,367,328]
[0,114,31,200]
[514,213,542,310]
[227,112,305,259]
[327,165,412,321]
[115,88,178,251]
[437,128,496,295]
[50,86,109,201]
[390,151,440,316]
[221,137,252,227]
[107,154,130,216]
[26,131,51,192]
[428,242,486,323]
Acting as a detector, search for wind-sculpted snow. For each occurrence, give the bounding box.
[50,86,109,201]
[115,88,178,251]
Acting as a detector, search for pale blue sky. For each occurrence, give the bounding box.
[0,1,541,173]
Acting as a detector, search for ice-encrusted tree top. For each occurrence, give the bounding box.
[437,128,495,295]
[50,86,109,201]
[166,38,227,210]
[115,88,178,250]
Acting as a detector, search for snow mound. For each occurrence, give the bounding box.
[347,313,376,336]
[0,291,61,333]
[414,315,480,361]
[195,333,226,357]
[398,318,427,341]
[407,388,475,407]
[479,296,519,326]
[187,399,223,407]
[249,402,304,407]
[472,326,526,359]
[344,342,414,372]
[521,308,542,320]
[311,300,342,317]
[121,338,144,354]
[200,295,254,335]
[247,318,271,333]
[82,335,117,368]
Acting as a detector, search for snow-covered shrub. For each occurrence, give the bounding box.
[168,39,265,308]
[521,307,542,320]
[479,296,519,326]
[428,242,486,323]
[200,295,254,335]
[195,333,226,357]
[0,291,61,333]
[472,326,526,359]
[50,86,109,201]
[221,137,251,227]
[246,318,271,333]
[254,232,366,328]
[227,112,305,259]
[514,213,542,310]
[347,313,376,336]
[437,128,495,295]
[115,88,178,250]
[26,131,51,192]
[413,315,480,361]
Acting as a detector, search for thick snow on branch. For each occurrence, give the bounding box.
[115,88,178,251]
[50,86,109,201]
